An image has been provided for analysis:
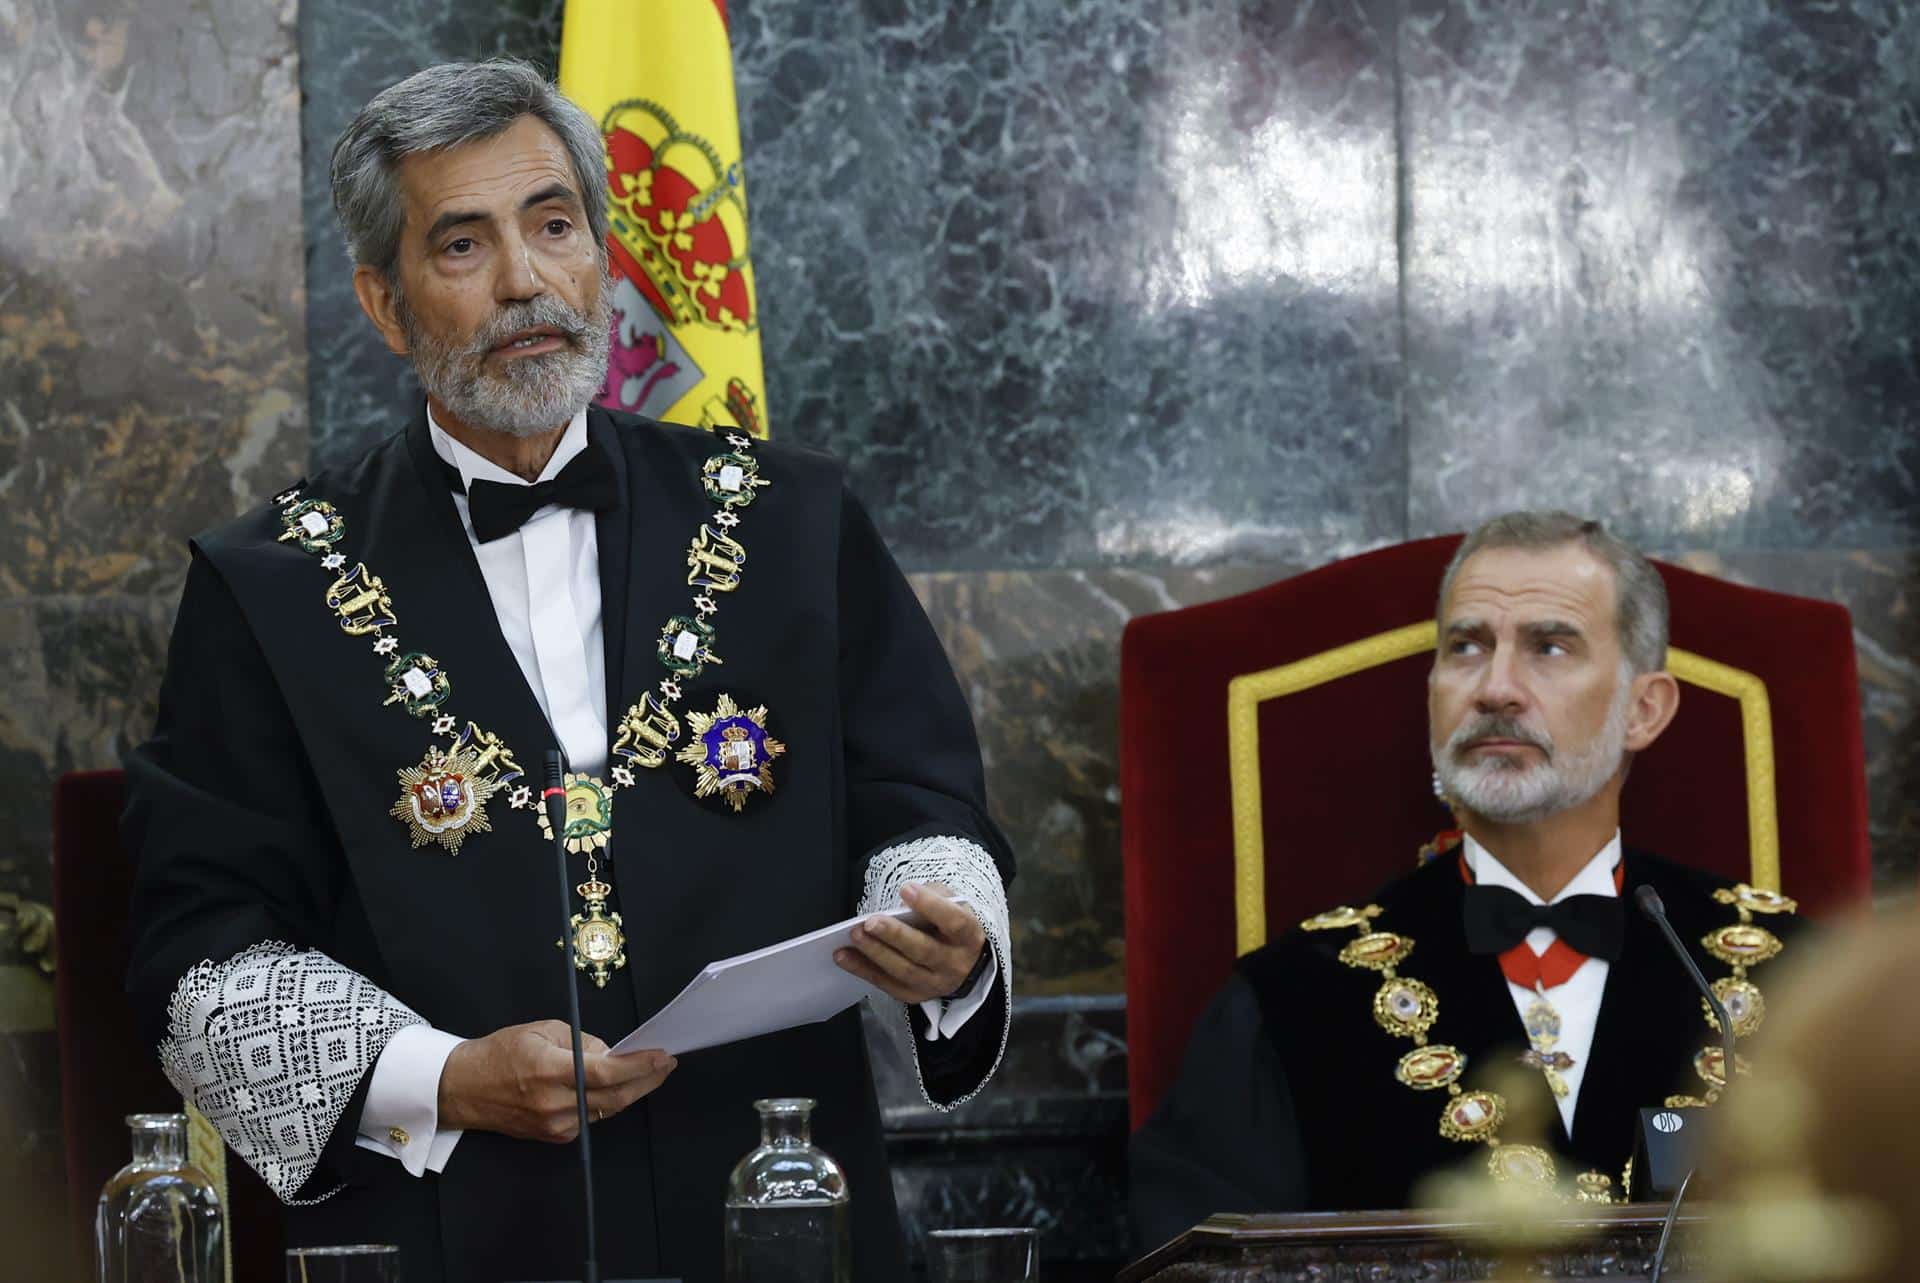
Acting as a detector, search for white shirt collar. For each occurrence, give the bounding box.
[1464,831,1622,906]
[426,403,589,491]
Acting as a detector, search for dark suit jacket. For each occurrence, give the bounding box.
[1130,848,1798,1247]
[124,405,1013,1283]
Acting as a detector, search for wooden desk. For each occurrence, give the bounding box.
[1121,1204,1705,1282]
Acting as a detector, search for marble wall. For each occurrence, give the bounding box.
[0,0,308,1271]
[6,0,1918,1275]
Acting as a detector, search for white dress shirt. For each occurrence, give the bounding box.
[1463,831,1622,1138]
[357,406,990,1176]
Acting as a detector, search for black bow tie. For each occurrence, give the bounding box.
[450,441,620,543]
[1462,884,1625,962]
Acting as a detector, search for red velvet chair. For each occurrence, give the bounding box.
[53,768,283,1280]
[1120,535,1871,1131]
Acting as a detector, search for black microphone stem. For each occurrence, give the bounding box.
[1647,1167,1692,1283]
[546,752,600,1283]
[1635,885,1738,1102]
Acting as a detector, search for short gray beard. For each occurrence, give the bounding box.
[1432,674,1633,824]
[400,268,613,438]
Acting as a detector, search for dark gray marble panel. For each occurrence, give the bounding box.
[888,1120,1130,1267]
[302,0,1407,570]
[0,0,308,596]
[1401,0,1920,548]
[732,0,1405,570]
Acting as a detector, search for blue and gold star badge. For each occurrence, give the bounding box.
[677,693,784,812]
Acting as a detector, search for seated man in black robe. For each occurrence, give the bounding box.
[1131,512,1799,1245]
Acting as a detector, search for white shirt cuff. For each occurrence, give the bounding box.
[354,1024,466,1176]
[917,948,999,1042]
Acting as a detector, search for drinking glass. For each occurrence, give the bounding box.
[285,1244,401,1282]
[927,1227,1039,1283]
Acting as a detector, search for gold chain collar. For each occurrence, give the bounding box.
[1300,874,1796,1200]
[269,427,776,986]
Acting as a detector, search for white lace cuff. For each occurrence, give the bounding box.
[858,833,1012,1110]
[157,942,425,1203]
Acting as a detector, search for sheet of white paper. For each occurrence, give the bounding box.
[610,905,926,1056]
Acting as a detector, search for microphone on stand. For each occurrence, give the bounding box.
[1634,885,1736,1095]
[1630,884,1733,1226]
[546,751,601,1283]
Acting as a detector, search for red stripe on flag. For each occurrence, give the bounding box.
[712,0,727,29]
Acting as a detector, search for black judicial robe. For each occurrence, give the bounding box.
[124,405,1013,1283]
[1130,849,1797,1248]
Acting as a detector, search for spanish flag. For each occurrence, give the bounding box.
[560,0,768,438]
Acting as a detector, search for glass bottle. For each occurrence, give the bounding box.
[96,1112,225,1283]
[724,1098,851,1283]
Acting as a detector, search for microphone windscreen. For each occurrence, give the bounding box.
[1634,884,1666,919]
[545,749,566,792]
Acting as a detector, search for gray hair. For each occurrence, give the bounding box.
[329,59,608,284]
[1436,511,1670,674]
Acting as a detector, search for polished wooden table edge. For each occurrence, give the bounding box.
[1117,1203,1705,1283]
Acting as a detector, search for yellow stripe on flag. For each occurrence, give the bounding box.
[560,0,769,437]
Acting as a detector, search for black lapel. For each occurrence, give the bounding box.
[395,406,560,756]
[589,408,632,731]
[610,420,712,721]
[595,419,718,1022]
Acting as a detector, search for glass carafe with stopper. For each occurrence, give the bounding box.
[724,1097,851,1283]
[96,1112,225,1282]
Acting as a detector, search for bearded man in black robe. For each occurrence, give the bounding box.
[125,59,1013,1283]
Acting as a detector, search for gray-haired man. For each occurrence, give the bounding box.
[1129,512,1799,1244]
[125,60,1014,1282]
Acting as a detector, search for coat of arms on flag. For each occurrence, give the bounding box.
[560,0,768,438]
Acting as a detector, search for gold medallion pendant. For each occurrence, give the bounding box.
[563,877,628,989]
[677,694,785,812]
[1705,976,1766,1038]
[1396,1044,1466,1090]
[536,773,614,853]
[1373,977,1439,1039]
[1338,931,1414,972]
[1439,1089,1507,1142]
[1520,989,1576,1098]
[391,743,499,853]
